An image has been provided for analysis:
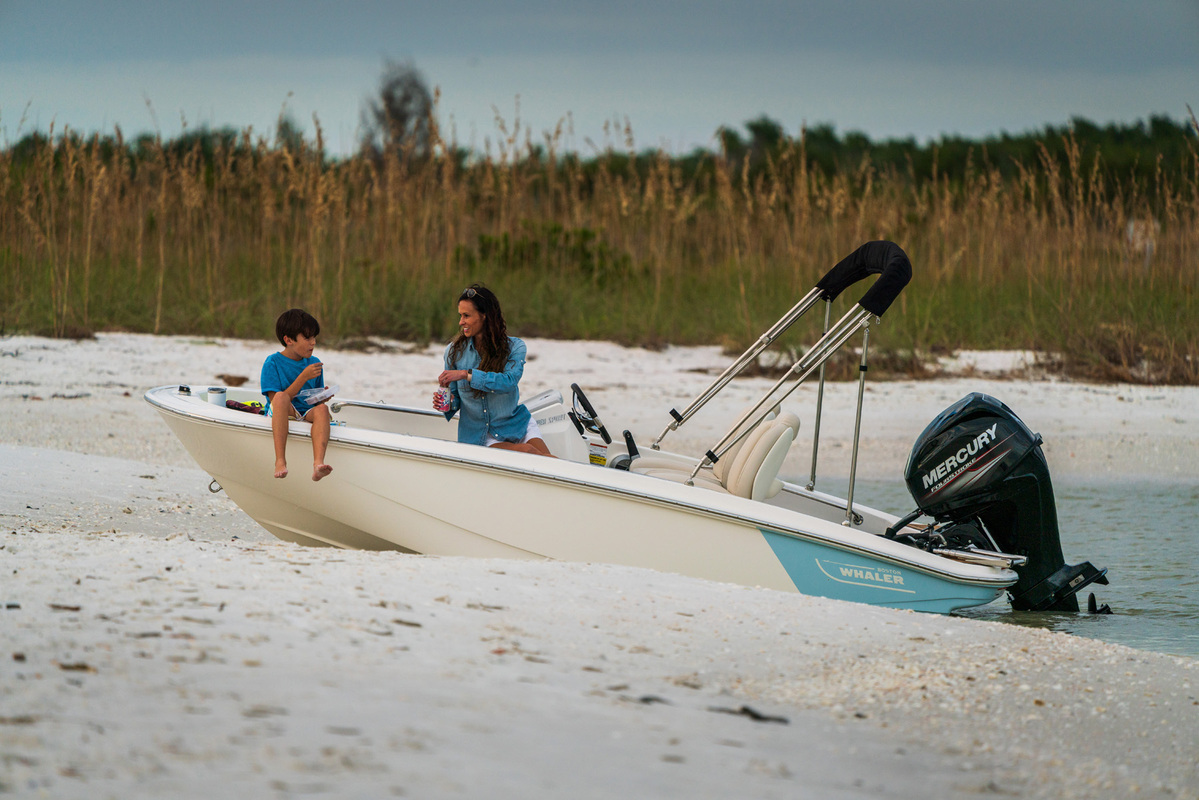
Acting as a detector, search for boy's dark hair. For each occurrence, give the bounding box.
[275,308,320,345]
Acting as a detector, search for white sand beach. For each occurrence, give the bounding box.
[2,333,1197,799]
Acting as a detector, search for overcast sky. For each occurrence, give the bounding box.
[1,0,1196,155]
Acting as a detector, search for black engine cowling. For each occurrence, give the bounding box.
[902,393,1108,611]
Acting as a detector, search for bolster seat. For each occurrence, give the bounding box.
[632,411,799,501]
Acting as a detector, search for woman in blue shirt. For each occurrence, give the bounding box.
[435,284,553,457]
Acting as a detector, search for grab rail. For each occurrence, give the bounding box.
[330,399,443,417]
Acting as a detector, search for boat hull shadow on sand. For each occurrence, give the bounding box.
[147,241,1107,614]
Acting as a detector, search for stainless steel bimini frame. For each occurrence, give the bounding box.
[649,285,827,449]
[649,241,913,526]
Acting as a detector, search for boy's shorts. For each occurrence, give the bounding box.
[265,396,315,420]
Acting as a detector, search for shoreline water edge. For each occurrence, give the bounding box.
[2,333,1198,798]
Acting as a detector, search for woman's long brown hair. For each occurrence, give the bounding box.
[448,283,512,376]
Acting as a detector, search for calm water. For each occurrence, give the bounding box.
[802,476,1199,659]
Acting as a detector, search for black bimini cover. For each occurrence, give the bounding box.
[815,240,912,317]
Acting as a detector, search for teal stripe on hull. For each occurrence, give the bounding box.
[760,529,1003,614]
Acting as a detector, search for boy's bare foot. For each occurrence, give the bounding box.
[313,463,333,482]
[274,461,289,479]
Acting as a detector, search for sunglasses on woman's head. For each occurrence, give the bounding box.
[464,287,478,298]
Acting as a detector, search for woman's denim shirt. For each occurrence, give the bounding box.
[442,337,532,445]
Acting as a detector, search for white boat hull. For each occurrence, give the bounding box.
[148,385,1015,613]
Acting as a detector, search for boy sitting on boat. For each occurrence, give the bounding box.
[261,308,334,481]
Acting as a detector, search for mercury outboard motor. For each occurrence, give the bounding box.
[898,393,1108,611]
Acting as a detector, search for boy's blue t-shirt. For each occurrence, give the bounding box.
[261,351,324,418]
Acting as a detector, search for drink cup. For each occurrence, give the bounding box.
[434,388,451,412]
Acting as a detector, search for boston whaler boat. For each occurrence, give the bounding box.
[146,241,1108,614]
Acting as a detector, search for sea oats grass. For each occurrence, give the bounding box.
[1,118,1194,384]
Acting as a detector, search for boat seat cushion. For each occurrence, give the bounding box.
[628,453,696,472]
[723,416,798,501]
[775,411,801,436]
[636,467,728,493]
[712,404,780,483]
[633,412,798,501]
[633,405,788,486]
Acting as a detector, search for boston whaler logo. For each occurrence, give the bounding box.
[814,558,911,593]
[922,423,999,491]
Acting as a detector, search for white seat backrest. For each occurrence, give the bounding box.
[775,411,801,437]
[723,417,798,500]
[713,404,780,483]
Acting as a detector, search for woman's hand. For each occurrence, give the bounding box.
[437,369,469,387]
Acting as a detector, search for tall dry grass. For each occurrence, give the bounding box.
[1,118,1195,383]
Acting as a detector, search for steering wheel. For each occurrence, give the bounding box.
[570,383,612,444]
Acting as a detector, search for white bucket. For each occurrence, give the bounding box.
[208,387,227,406]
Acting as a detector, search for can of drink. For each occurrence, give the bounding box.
[208,386,227,406]
[434,388,452,412]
